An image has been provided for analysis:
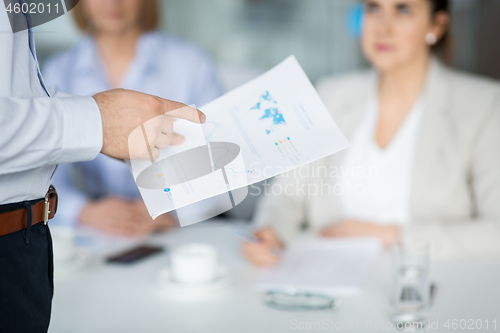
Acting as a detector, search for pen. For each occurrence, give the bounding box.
[225,223,283,257]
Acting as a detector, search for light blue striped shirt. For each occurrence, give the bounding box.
[0,5,102,204]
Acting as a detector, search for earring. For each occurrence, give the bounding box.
[425,32,437,45]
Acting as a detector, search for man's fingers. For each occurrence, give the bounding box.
[163,103,206,124]
[160,115,174,135]
[128,100,202,161]
[154,133,171,151]
[169,132,185,145]
[129,115,172,161]
[150,147,161,162]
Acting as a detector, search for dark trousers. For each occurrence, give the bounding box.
[0,200,54,333]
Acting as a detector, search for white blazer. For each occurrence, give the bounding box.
[254,58,500,258]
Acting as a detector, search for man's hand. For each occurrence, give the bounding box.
[320,219,399,248]
[78,197,177,237]
[93,89,206,161]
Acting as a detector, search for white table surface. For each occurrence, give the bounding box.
[48,220,500,333]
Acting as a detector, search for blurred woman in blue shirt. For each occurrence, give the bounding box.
[43,0,223,236]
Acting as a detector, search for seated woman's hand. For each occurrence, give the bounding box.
[130,199,177,235]
[78,197,176,237]
[242,227,283,267]
[320,219,399,248]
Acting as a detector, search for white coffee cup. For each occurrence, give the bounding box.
[171,243,217,284]
[50,226,77,263]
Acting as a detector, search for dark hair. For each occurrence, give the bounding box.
[428,0,452,63]
[70,0,160,33]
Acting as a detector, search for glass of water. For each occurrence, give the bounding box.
[391,241,430,325]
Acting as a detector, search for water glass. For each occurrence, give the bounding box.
[391,241,430,325]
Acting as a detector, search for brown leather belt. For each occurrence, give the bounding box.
[0,186,58,237]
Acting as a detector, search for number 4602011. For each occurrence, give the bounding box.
[6,2,60,14]
[444,319,497,330]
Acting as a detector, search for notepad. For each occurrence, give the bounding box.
[254,238,383,295]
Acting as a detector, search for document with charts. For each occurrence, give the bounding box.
[128,56,349,224]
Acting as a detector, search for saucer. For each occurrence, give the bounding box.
[54,249,90,277]
[156,266,234,295]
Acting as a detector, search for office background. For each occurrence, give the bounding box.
[25,3,500,330]
[34,0,500,90]
[32,0,500,220]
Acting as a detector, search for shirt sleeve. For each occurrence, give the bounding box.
[0,94,103,175]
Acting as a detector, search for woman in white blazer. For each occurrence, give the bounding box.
[245,0,500,265]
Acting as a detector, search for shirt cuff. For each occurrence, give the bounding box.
[55,96,103,163]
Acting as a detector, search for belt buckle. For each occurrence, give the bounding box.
[43,191,51,225]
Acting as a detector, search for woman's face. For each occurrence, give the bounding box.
[361,0,438,72]
[82,0,143,34]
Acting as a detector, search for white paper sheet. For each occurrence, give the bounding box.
[255,238,383,295]
[128,56,350,223]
